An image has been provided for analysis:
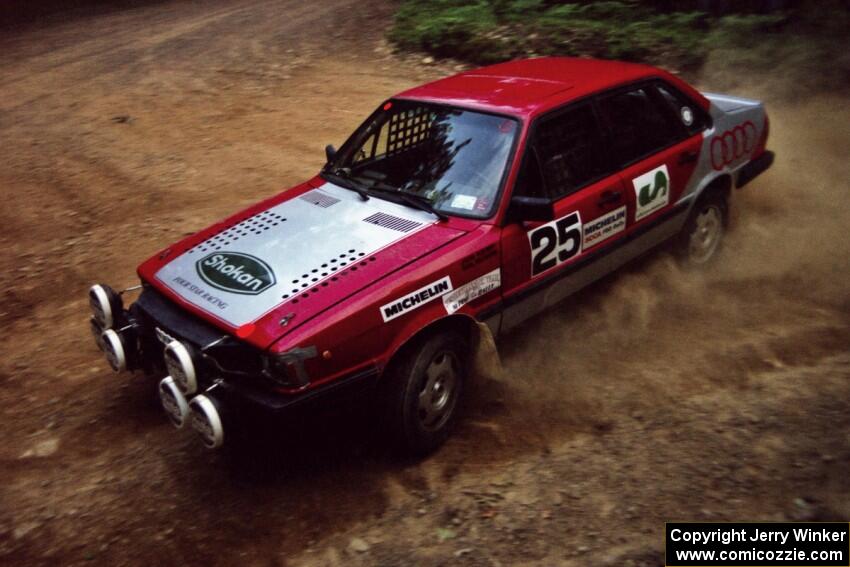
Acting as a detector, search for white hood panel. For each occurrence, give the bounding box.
[154,183,436,327]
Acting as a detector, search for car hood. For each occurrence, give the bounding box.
[145,182,467,349]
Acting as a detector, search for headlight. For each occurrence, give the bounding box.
[189,394,224,449]
[158,376,189,428]
[263,355,296,385]
[164,340,198,395]
[262,346,318,388]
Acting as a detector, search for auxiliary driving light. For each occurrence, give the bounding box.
[164,340,198,395]
[101,329,127,372]
[158,376,189,428]
[189,394,224,449]
[88,284,122,329]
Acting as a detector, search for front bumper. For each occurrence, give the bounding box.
[88,285,380,444]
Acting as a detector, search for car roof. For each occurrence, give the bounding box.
[396,57,678,118]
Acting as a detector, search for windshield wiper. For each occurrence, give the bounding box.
[322,168,369,201]
[368,184,447,221]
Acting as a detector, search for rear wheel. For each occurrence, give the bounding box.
[385,331,468,456]
[676,192,728,266]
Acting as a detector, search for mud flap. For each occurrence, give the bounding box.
[473,322,504,380]
[737,150,775,188]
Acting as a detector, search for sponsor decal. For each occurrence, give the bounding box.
[171,276,229,310]
[381,276,453,322]
[528,205,629,276]
[528,211,582,277]
[681,106,694,126]
[711,120,757,170]
[196,252,276,295]
[474,197,491,213]
[443,269,500,314]
[632,165,670,221]
[582,205,626,250]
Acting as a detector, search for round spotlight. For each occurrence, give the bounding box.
[164,340,197,395]
[101,329,127,372]
[189,395,224,449]
[158,376,189,428]
[88,284,122,329]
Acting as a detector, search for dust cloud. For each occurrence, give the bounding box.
[489,94,850,436]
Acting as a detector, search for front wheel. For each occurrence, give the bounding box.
[676,193,728,266]
[385,331,468,456]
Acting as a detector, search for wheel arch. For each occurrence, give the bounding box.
[695,172,732,205]
[684,172,732,223]
[381,313,482,380]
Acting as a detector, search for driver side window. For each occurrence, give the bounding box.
[514,103,608,200]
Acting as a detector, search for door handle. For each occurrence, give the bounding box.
[678,151,698,165]
[597,190,621,207]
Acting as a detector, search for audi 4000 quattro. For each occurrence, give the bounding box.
[88,57,773,454]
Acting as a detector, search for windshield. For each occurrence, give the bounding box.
[325,100,519,219]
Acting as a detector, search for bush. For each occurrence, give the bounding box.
[389,0,850,95]
[389,0,714,69]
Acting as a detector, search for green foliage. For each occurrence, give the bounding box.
[389,0,713,69]
[389,1,505,61]
[389,0,850,93]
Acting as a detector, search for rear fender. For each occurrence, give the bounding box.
[676,92,767,214]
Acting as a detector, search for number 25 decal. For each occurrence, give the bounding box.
[528,212,582,276]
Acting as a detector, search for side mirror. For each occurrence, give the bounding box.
[508,195,554,222]
[325,144,337,164]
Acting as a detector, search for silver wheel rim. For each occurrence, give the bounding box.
[418,350,459,432]
[689,205,723,264]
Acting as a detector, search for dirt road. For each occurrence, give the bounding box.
[1,1,848,566]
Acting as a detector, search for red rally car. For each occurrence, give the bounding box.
[88,57,773,454]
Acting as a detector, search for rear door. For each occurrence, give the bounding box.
[500,101,626,328]
[594,82,705,233]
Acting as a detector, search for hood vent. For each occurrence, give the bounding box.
[187,210,286,254]
[281,250,378,302]
[299,193,340,208]
[362,212,422,233]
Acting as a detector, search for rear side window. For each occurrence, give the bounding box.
[596,87,680,166]
[654,82,709,136]
[518,103,608,200]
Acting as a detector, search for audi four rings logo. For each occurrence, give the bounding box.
[711,120,757,170]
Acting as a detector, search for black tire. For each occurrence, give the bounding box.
[675,191,728,267]
[385,331,469,456]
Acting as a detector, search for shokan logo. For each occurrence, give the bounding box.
[196,252,276,295]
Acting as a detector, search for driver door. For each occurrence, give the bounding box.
[500,101,626,331]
